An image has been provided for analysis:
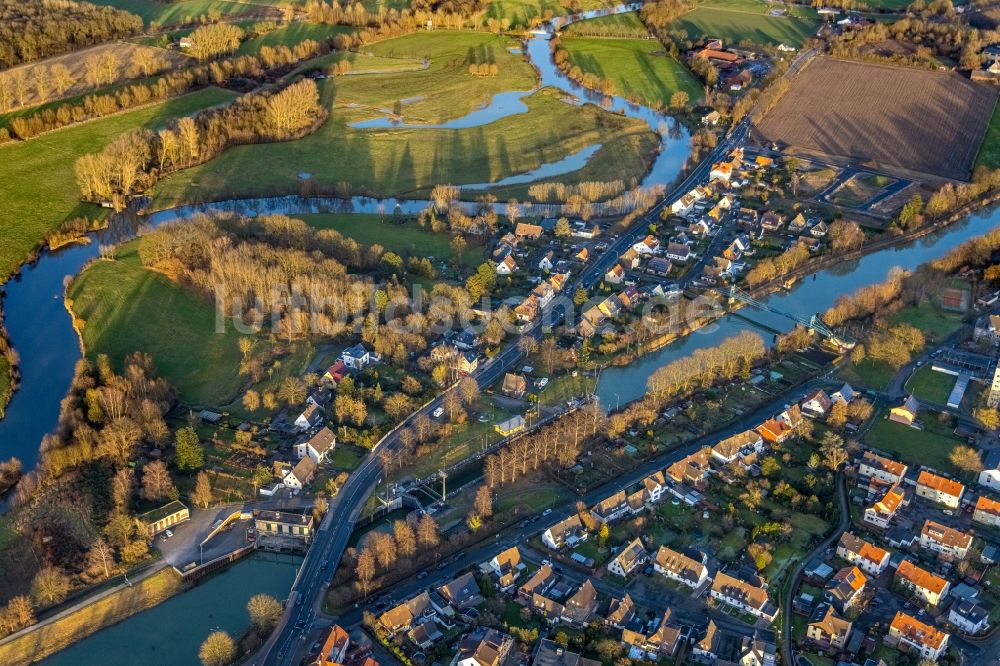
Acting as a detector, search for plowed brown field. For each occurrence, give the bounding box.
[755,57,998,180]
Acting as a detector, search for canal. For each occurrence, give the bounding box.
[41,554,301,666]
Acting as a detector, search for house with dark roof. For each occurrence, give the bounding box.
[518,563,556,602]
[948,599,989,635]
[531,638,601,666]
[294,403,324,432]
[889,395,920,426]
[439,572,483,609]
[620,609,681,661]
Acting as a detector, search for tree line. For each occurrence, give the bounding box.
[0,354,179,636]
[0,0,142,69]
[75,79,326,209]
[483,402,604,487]
[828,16,996,70]
[3,38,333,141]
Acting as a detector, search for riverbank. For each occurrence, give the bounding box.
[0,566,182,665]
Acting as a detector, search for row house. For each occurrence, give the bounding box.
[653,545,709,589]
[666,448,712,489]
[836,532,890,576]
[895,560,950,607]
[591,490,630,524]
[710,572,777,623]
[710,429,764,465]
[916,470,965,508]
[858,451,908,486]
[920,520,972,560]
[863,484,906,529]
[889,611,949,661]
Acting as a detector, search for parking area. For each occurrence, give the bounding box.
[156,507,253,568]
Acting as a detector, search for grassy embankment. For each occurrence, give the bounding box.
[0,567,184,666]
[152,31,659,206]
[560,12,701,107]
[91,0,270,26]
[668,0,821,47]
[0,87,237,284]
[298,213,484,264]
[976,99,1000,170]
[67,245,245,407]
[485,0,610,27]
[0,357,9,418]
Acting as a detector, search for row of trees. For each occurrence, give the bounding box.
[75,79,325,209]
[829,16,995,70]
[0,0,142,69]
[352,514,440,597]
[186,22,246,60]
[744,240,812,287]
[483,402,604,487]
[0,354,182,636]
[4,38,332,141]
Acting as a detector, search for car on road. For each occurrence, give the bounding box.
[417,571,428,580]
[432,407,444,418]
[536,378,549,389]
[542,508,553,516]
[164,529,173,538]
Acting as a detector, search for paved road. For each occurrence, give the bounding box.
[780,472,848,666]
[257,103,754,666]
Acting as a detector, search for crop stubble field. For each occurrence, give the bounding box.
[756,58,998,180]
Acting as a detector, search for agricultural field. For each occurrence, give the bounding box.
[296,213,484,265]
[0,86,237,284]
[668,0,820,47]
[67,245,246,406]
[0,42,190,113]
[976,103,1000,170]
[92,0,276,26]
[560,15,701,106]
[151,33,658,205]
[756,58,998,180]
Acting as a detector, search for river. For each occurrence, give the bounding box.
[594,202,1000,407]
[40,554,301,665]
[0,3,998,475]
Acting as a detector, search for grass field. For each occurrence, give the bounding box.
[152,83,657,204]
[297,213,484,264]
[865,413,964,476]
[976,101,1000,170]
[485,0,610,27]
[905,366,957,406]
[0,87,237,284]
[0,567,184,665]
[92,0,272,26]
[888,301,964,343]
[67,246,245,406]
[237,23,356,54]
[562,9,649,37]
[669,0,820,47]
[836,358,897,390]
[561,26,701,107]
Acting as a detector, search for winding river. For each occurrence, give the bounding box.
[1,4,998,474]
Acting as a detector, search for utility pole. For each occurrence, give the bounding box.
[439,469,447,501]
